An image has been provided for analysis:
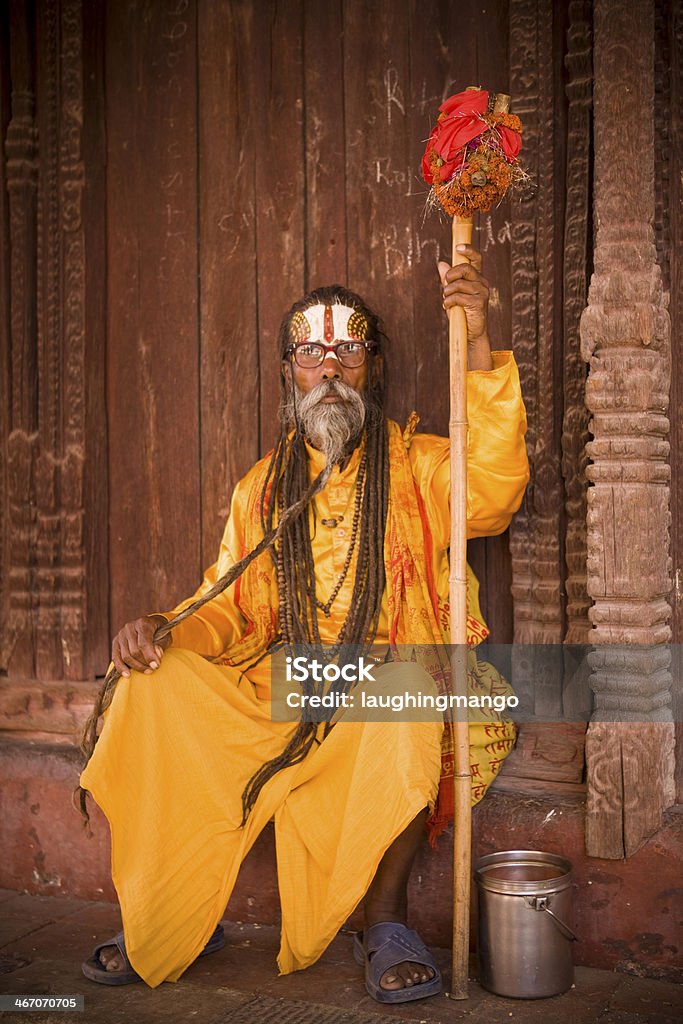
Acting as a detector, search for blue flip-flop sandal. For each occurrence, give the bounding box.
[81,923,225,985]
[353,922,442,1003]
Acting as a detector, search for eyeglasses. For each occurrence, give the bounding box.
[285,341,374,369]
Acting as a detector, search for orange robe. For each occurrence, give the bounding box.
[80,350,528,986]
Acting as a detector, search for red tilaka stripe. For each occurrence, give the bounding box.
[323,305,334,342]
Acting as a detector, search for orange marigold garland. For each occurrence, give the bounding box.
[421,87,526,216]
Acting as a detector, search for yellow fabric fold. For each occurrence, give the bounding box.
[81,651,442,985]
[81,351,528,986]
[162,351,528,659]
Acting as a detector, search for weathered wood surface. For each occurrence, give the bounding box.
[501,721,586,783]
[197,1,259,564]
[0,0,515,679]
[509,0,566,653]
[562,0,593,648]
[434,0,514,644]
[105,0,201,625]
[4,0,38,679]
[344,0,415,424]
[80,0,109,678]
[656,0,683,803]
[2,0,108,680]
[105,0,513,633]
[0,678,100,741]
[503,0,592,786]
[3,0,680,828]
[0,3,11,678]
[674,0,683,804]
[581,0,676,857]
[251,0,306,447]
[303,0,347,288]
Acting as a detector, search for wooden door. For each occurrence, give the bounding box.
[104,0,513,652]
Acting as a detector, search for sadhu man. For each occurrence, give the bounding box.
[80,248,529,1004]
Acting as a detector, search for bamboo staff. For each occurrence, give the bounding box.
[421,87,522,1000]
[448,210,473,999]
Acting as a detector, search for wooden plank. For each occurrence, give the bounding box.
[4,0,38,678]
[469,538,513,652]
[197,0,259,565]
[474,0,516,655]
[34,0,69,679]
[410,0,514,641]
[491,773,586,797]
[473,0,513,352]
[0,679,101,737]
[343,0,415,426]
[408,0,466,437]
[562,0,593,646]
[303,0,347,287]
[106,0,200,626]
[501,722,586,783]
[251,0,306,454]
[661,0,683,800]
[81,0,109,675]
[408,0,513,436]
[0,0,13,672]
[583,0,675,854]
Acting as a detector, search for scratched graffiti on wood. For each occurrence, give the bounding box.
[0,0,531,677]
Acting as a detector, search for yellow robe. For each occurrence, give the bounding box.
[80,351,528,987]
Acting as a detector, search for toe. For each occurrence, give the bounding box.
[380,960,434,990]
[98,945,122,972]
[415,962,434,983]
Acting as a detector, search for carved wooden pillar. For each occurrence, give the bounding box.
[580,0,676,857]
[509,0,565,655]
[657,0,683,804]
[1,0,107,683]
[508,0,594,643]
[508,0,593,657]
[4,1,39,678]
[562,1,592,648]
[506,0,583,786]
[558,1,594,726]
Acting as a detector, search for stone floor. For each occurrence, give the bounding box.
[0,889,681,1024]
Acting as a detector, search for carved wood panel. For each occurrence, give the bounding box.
[581,0,676,857]
[656,0,683,802]
[0,4,11,672]
[509,0,565,655]
[562,0,592,648]
[1,0,107,680]
[502,0,592,786]
[4,0,39,679]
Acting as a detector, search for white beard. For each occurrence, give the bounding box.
[286,380,367,466]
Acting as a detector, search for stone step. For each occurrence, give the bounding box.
[1,736,681,983]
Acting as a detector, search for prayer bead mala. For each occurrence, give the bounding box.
[314,452,366,618]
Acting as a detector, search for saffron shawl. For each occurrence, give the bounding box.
[219,419,516,844]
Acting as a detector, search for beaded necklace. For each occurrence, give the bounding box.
[275,447,367,635]
[314,451,367,617]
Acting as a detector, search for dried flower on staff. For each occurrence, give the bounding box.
[422,87,526,217]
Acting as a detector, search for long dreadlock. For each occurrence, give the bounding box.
[240,285,390,821]
[77,285,390,830]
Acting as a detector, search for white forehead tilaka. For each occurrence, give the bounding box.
[304,303,356,342]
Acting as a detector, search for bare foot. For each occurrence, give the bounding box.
[378,956,435,992]
[97,945,126,973]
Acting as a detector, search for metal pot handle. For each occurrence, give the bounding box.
[526,896,578,942]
